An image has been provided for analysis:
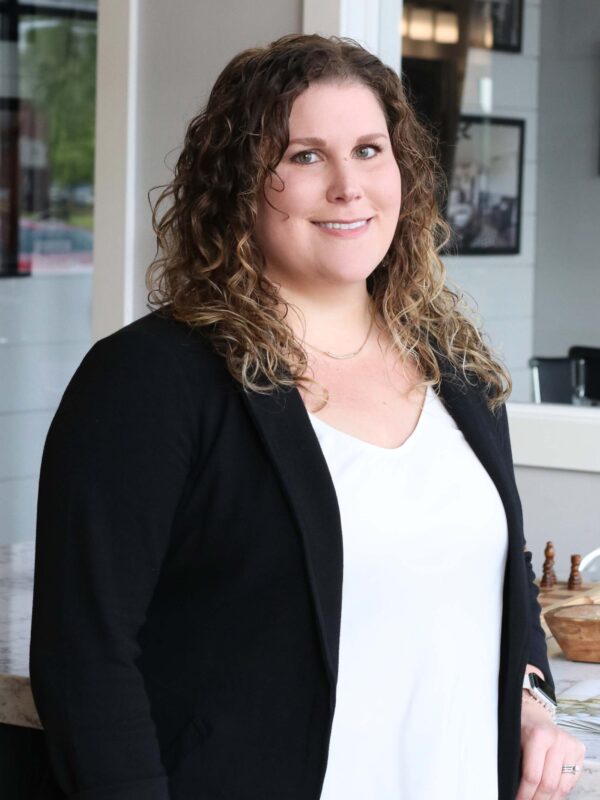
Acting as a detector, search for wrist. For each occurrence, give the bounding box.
[521,689,555,720]
[522,672,557,723]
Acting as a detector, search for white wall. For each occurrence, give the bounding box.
[444,0,541,403]
[533,0,600,355]
[510,0,600,572]
[515,465,600,579]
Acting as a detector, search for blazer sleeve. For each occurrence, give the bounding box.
[29,325,201,800]
[495,402,553,687]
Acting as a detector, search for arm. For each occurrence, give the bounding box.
[494,406,586,797]
[518,668,586,800]
[495,404,552,683]
[30,325,200,800]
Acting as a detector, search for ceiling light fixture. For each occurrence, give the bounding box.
[434,10,459,44]
[401,5,460,45]
[409,7,435,40]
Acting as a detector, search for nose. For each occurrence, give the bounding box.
[325,159,363,204]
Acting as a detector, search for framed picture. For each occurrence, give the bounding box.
[471,0,523,53]
[445,115,525,256]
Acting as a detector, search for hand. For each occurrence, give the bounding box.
[516,692,586,800]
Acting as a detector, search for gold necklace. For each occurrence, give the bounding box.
[303,305,375,360]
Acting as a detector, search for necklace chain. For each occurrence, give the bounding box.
[302,304,375,360]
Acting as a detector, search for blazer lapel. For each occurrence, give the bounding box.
[243,359,526,698]
[242,387,343,692]
[437,367,525,554]
[436,362,530,685]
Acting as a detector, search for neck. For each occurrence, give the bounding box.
[274,282,374,354]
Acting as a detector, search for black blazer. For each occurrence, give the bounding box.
[30,310,551,800]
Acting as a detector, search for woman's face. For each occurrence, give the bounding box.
[255,81,402,294]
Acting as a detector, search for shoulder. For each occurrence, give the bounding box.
[53,310,238,439]
[74,309,233,399]
[436,350,509,444]
[92,309,224,372]
[47,310,237,461]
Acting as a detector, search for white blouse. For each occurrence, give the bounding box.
[308,386,508,800]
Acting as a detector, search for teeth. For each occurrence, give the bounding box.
[317,219,368,230]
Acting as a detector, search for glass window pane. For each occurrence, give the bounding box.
[0,1,97,544]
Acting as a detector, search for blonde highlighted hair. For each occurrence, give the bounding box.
[147,33,511,410]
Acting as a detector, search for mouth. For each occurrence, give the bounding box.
[311,217,373,231]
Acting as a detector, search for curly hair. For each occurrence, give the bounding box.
[147,33,511,410]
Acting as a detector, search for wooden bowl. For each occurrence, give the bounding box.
[546,604,600,663]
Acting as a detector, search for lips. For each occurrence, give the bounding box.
[311,217,373,233]
[311,217,373,238]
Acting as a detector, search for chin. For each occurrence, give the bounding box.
[321,268,378,286]
[332,257,383,279]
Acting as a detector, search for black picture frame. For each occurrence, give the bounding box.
[471,0,523,53]
[445,115,525,256]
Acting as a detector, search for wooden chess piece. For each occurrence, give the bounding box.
[567,554,583,590]
[541,541,557,589]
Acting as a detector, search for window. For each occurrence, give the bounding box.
[0,0,97,544]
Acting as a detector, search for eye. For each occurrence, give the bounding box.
[355,144,382,159]
[290,150,320,165]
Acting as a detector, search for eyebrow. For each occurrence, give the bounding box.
[287,133,388,147]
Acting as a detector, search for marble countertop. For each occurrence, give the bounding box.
[0,542,40,728]
[2,542,599,795]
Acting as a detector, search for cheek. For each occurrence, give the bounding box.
[268,167,318,215]
[254,203,282,262]
[256,181,293,239]
[370,162,402,213]
[384,184,402,228]
[384,166,402,210]
[255,194,305,263]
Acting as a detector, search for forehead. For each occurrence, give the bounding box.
[288,81,388,136]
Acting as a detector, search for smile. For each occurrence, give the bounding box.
[314,219,370,230]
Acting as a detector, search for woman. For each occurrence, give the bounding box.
[30,33,584,800]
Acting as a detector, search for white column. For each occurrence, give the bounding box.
[302,0,342,38]
[302,0,402,71]
[92,0,139,341]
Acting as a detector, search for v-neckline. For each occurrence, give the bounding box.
[306,386,431,453]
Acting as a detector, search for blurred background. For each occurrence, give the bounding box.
[0,0,598,578]
[0,0,96,548]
